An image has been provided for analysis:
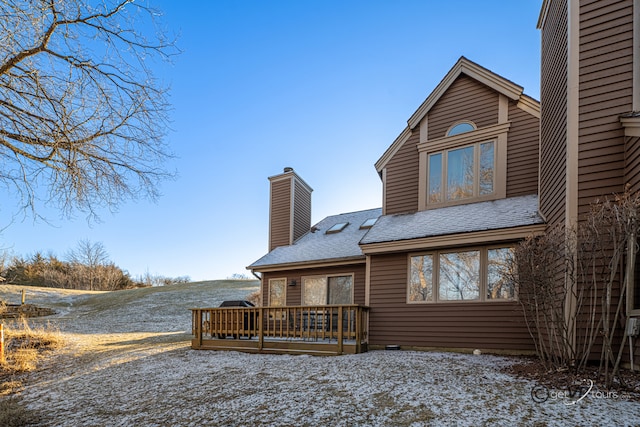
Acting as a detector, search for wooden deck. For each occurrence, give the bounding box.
[190,305,369,355]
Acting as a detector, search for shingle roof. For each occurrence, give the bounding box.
[248,208,382,269]
[360,194,543,245]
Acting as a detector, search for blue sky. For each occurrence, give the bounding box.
[0,1,542,281]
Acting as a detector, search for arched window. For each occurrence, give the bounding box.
[447,121,476,137]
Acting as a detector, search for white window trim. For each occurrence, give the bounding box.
[418,122,509,210]
[406,245,516,304]
[446,120,477,137]
[301,273,355,305]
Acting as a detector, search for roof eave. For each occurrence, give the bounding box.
[247,255,367,273]
[360,223,546,255]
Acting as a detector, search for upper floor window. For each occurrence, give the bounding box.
[447,121,476,136]
[427,140,495,204]
[418,122,509,210]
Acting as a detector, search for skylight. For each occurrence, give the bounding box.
[326,222,349,234]
[360,218,378,229]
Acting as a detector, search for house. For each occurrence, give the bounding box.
[247,56,543,354]
[192,0,640,364]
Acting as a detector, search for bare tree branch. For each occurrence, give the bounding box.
[0,0,179,221]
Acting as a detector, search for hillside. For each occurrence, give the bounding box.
[1,280,259,335]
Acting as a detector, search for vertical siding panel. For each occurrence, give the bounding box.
[540,0,568,229]
[625,136,640,193]
[506,103,540,197]
[577,0,632,216]
[269,179,291,251]
[576,0,633,363]
[292,180,311,242]
[384,132,419,214]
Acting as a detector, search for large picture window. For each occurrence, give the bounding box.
[427,141,495,204]
[302,274,353,305]
[408,246,515,303]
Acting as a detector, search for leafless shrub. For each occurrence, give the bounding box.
[513,225,576,371]
[246,290,261,307]
[513,186,640,387]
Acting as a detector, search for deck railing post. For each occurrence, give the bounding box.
[258,307,264,351]
[196,310,203,348]
[337,305,344,354]
[355,306,361,353]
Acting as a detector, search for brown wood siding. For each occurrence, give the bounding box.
[384,131,419,214]
[292,180,311,242]
[269,178,291,251]
[577,0,632,216]
[367,253,534,351]
[262,264,366,306]
[506,103,540,197]
[539,0,568,229]
[575,0,633,363]
[427,75,499,139]
[625,136,640,194]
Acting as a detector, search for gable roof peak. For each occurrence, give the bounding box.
[407,56,525,130]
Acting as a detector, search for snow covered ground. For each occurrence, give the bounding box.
[2,282,640,426]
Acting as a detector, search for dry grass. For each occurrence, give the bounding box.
[0,318,60,427]
[1,317,64,372]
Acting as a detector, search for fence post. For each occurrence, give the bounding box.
[21,289,26,305]
[0,324,4,363]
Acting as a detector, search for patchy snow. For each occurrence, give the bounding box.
[2,283,640,426]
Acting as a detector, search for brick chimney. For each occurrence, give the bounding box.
[268,167,312,251]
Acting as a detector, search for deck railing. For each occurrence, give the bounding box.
[191,305,369,355]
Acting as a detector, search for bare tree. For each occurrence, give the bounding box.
[66,238,109,267]
[66,238,109,290]
[0,0,178,220]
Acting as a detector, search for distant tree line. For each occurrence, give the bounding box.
[0,240,190,291]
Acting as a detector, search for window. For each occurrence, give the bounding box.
[360,218,378,229]
[439,250,480,300]
[427,141,495,204]
[408,254,434,302]
[447,121,476,136]
[268,278,286,306]
[302,274,353,305]
[487,248,516,300]
[408,246,515,303]
[326,222,349,234]
[417,122,509,211]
